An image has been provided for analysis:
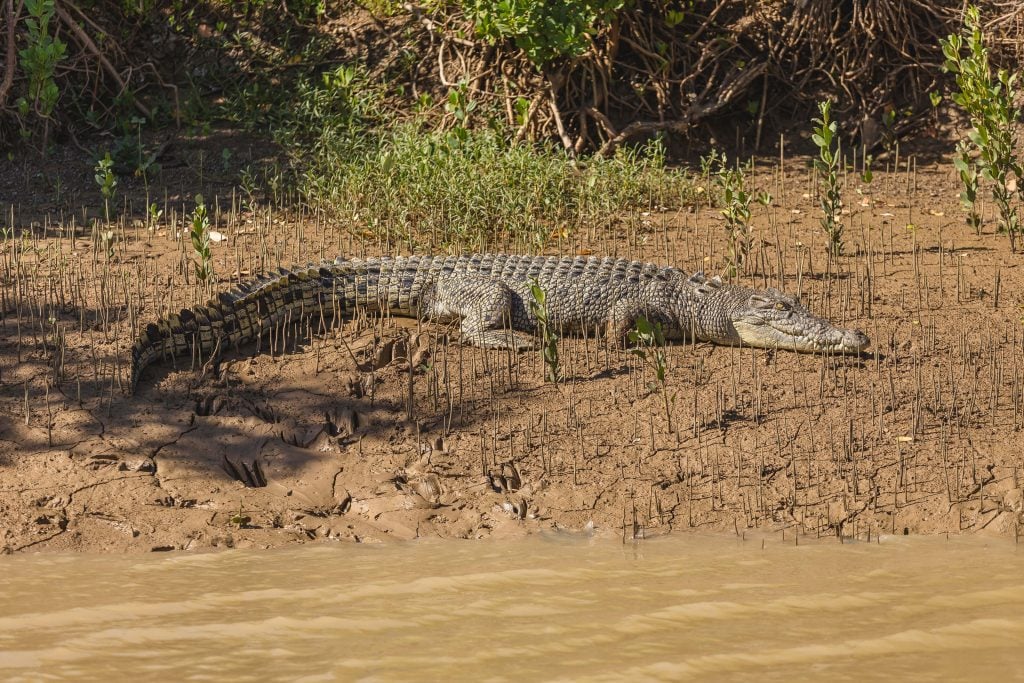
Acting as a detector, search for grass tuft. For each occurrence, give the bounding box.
[294,123,694,249]
[233,65,696,250]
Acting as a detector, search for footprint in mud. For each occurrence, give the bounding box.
[344,373,365,398]
[279,424,336,451]
[293,490,352,519]
[360,333,433,372]
[241,397,278,424]
[367,338,402,371]
[222,455,267,488]
[279,406,368,449]
[236,395,368,451]
[194,394,230,417]
[487,462,523,493]
[326,407,364,438]
[153,495,197,508]
[501,498,529,520]
[394,472,444,507]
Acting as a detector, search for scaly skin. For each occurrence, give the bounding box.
[129,254,870,392]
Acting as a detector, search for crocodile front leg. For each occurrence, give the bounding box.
[427,275,536,350]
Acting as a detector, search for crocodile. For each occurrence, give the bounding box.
[129,254,870,392]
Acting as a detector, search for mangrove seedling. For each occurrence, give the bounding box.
[528,277,560,382]
[191,194,213,287]
[941,4,1023,250]
[811,100,844,257]
[93,151,117,223]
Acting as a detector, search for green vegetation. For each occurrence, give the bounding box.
[464,0,624,66]
[941,4,1023,251]
[243,58,694,247]
[147,202,164,231]
[16,0,66,147]
[712,155,768,279]
[93,152,117,223]
[294,123,690,248]
[3,1,988,167]
[811,100,844,257]
[208,50,693,247]
[229,501,252,528]
[954,141,982,234]
[190,195,213,288]
[6,1,1024,260]
[527,278,560,383]
[860,154,874,185]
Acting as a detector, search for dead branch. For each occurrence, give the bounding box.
[596,63,766,157]
[54,1,151,119]
[0,0,22,110]
[549,97,574,154]
[513,94,542,143]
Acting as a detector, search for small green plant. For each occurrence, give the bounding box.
[96,227,115,260]
[147,202,164,230]
[527,278,560,383]
[690,148,720,211]
[860,154,874,184]
[941,4,1023,250]
[229,501,251,528]
[444,81,477,148]
[17,0,67,144]
[953,141,982,234]
[111,116,161,184]
[811,100,844,257]
[928,90,943,129]
[93,151,118,222]
[362,0,400,16]
[190,194,213,286]
[628,315,672,434]
[718,162,750,277]
[713,155,767,278]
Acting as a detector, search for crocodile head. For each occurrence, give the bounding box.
[730,289,870,354]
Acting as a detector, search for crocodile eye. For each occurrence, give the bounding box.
[774,302,787,311]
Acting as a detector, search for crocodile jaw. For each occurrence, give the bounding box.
[733,317,870,354]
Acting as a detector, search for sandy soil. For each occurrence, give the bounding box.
[1,144,1023,553]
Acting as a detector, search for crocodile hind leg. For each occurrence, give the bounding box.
[606,298,675,347]
[427,275,535,350]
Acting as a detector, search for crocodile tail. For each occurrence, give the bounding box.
[128,264,334,393]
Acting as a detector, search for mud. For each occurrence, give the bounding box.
[1,154,1023,553]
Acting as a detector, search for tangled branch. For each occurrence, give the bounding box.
[386,0,1022,152]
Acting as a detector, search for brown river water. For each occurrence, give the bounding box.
[0,534,1022,682]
